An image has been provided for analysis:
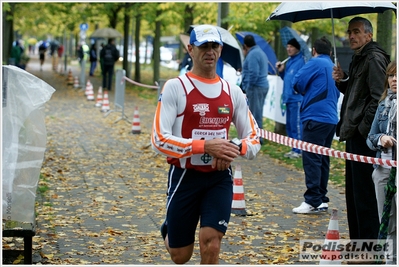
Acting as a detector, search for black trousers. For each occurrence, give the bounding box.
[102,64,114,90]
[345,129,379,239]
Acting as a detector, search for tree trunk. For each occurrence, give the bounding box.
[3,3,15,64]
[153,8,161,83]
[134,14,141,83]
[122,3,131,75]
[377,10,394,59]
[311,27,319,47]
[220,3,229,30]
[179,4,194,60]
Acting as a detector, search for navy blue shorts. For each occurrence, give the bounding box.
[164,165,233,248]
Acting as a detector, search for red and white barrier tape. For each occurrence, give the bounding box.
[258,128,397,167]
[123,76,158,89]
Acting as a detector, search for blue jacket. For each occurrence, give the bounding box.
[279,52,305,103]
[292,54,340,125]
[241,45,269,92]
[366,92,396,161]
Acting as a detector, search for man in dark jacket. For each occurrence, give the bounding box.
[89,43,97,76]
[100,38,120,91]
[333,17,390,242]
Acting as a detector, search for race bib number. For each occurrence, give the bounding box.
[191,128,227,165]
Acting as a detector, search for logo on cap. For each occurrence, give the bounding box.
[190,25,223,47]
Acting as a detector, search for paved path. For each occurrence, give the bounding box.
[21,57,349,264]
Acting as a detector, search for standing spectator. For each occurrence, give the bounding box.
[11,40,23,68]
[151,24,260,264]
[57,43,64,58]
[89,43,98,76]
[49,40,59,71]
[332,16,390,241]
[38,41,47,71]
[100,38,119,91]
[367,60,397,223]
[99,43,105,76]
[291,37,340,213]
[78,42,89,64]
[276,38,306,158]
[366,60,396,264]
[57,44,64,72]
[241,34,269,144]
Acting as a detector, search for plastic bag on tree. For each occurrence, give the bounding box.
[2,65,55,225]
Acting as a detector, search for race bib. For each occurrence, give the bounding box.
[191,128,227,165]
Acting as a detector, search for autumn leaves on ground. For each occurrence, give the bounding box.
[3,59,349,265]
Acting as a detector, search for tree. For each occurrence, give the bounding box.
[122,3,132,75]
[3,3,14,64]
[219,3,229,30]
[134,13,142,83]
[377,10,394,59]
[153,7,162,83]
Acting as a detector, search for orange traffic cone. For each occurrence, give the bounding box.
[87,83,94,101]
[319,209,341,265]
[67,69,73,85]
[231,164,247,216]
[85,80,91,96]
[131,106,141,134]
[101,91,110,113]
[73,76,79,88]
[95,86,103,107]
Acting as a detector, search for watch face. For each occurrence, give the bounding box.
[231,138,241,146]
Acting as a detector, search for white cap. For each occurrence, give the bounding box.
[189,25,223,46]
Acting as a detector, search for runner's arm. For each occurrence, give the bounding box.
[230,84,261,160]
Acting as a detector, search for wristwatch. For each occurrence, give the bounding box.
[230,138,242,152]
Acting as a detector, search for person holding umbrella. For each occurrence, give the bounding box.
[276,38,306,159]
[332,17,390,242]
[100,38,119,91]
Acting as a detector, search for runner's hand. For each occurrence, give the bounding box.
[211,157,231,171]
[205,138,240,163]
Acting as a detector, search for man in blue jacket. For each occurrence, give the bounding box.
[241,34,269,144]
[291,37,340,214]
[276,38,306,158]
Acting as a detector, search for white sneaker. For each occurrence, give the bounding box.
[292,202,319,214]
[317,203,328,212]
[289,152,302,159]
[284,151,302,159]
[284,151,294,158]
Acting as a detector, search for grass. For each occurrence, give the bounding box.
[259,118,346,187]
[123,64,346,187]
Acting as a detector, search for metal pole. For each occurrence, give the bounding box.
[80,60,86,89]
[331,9,337,66]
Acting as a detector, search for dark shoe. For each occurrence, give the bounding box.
[160,221,167,240]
